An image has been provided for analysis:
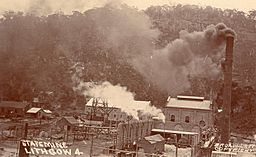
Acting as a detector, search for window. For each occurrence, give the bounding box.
[113,114,116,118]
[185,116,190,123]
[202,134,207,140]
[199,120,206,127]
[171,115,175,122]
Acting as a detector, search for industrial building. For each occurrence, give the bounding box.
[161,95,213,133]
[151,95,214,154]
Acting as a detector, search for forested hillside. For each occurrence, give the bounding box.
[0,4,255,134]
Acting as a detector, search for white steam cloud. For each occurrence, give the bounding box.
[75,80,165,122]
[71,63,165,122]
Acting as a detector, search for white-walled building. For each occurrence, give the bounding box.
[156,96,213,133]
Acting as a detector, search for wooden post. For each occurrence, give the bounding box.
[175,134,178,157]
[18,123,29,157]
[90,133,94,157]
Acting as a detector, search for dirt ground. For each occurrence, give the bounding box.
[1,139,255,157]
[164,144,191,157]
[0,141,19,157]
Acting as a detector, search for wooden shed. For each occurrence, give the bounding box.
[139,134,165,155]
[56,116,79,132]
[26,107,44,118]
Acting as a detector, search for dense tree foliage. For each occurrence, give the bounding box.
[0,9,168,107]
[0,4,255,133]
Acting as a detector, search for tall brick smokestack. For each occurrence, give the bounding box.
[221,34,234,143]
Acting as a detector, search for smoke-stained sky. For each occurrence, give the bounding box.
[0,0,255,15]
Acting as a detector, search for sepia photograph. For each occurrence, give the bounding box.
[0,0,256,156]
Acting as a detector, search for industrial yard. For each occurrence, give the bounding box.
[1,95,255,156]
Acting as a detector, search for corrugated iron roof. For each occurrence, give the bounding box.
[85,98,111,107]
[43,109,52,114]
[144,134,164,144]
[176,95,204,101]
[166,96,211,110]
[151,129,199,135]
[26,107,42,113]
[134,100,151,106]
[0,101,29,108]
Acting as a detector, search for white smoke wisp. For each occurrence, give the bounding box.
[81,81,165,122]
[71,62,98,98]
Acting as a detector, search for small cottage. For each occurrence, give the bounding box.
[26,107,53,119]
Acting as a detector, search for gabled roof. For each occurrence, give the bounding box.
[166,96,211,110]
[0,101,29,109]
[26,107,43,113]
[63,116,79,125]
[26,107,52,114]
[144,134,164,144]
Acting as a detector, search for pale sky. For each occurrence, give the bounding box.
[126,0,256,12]
[0,0,255,15]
